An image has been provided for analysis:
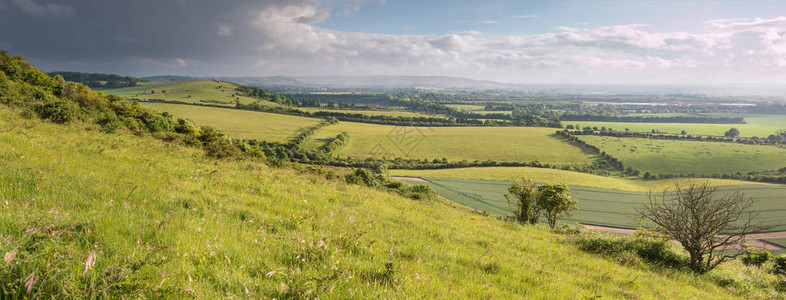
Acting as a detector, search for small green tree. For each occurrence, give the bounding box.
[724,128,740,138]
[505,178,540,225]
[536,183,577,230]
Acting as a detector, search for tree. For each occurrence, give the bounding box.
[724,127,740,138]
[505,178,540,225]
[681,130,687,135]
[639,181,769,273]
[536,183,577,230]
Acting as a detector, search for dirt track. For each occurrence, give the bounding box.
[582,224,784,250]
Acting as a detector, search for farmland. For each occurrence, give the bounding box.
[141,102,320,142]
[389,167,766,192]
[0,105,745,298]
[569,113,786,138]
[309,122,595,164]
[298,107,439,118]
[578,136,786,176]
[99,80,265,106]
[398,177,786,232]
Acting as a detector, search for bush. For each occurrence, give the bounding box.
[741,248,772,267]
[567,228,684,269]
[773,254,786,275]
[345,168,381,188]
[399,184,436,201]
[97,113,122,133]
[36,98,79,124]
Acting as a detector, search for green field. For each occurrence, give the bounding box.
[100,80,265,106]
[310,122,595,164]
[141,102,320,142]
[569,114,786,138]
[401,177,786,231]
[298,107,440,118]
[765,238,786,248]
[445,104,486,111]
[1,106,754,298]
[390,167,767,192]
[579,135,786,176]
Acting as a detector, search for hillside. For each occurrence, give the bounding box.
[1,52,784,298]
[99,80,269,107]
[0,96,740,299]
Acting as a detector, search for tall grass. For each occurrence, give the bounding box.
[0,106,754,298]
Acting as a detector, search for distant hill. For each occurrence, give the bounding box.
[140,75,522,91]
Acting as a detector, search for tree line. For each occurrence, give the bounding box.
[47,71,140,89]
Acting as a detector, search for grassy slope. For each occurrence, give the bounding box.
[569,114,786,138]
[389,167,766,192]
[141,102,320,143]
[100,81,265,107]
[0,107,742,298]
[310,123,595,164]
[579,136,786,176]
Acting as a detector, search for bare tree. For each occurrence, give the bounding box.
[639,181,769,273]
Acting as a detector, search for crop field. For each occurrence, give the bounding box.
[445,104,486,111]
[389,167,766,192]
[765,238,786,248]
[309,122,595,164]
[141,102,320,142]
[569,114,786,137]
[399,177,786,231]
[298,107,440,118]
[100,80,264,106]
[579,136,786,176]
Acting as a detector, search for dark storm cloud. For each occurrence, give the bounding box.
[0,0,298,75]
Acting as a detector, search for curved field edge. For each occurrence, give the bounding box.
[0,108,741,298]
[389,166,769,192]
[396,176,786,232]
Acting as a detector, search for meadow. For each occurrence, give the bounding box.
[389,167,766,192]
[309,122,595,164]
[298,107,440,118]
[398,177,786,232]
[0,106,755,298]
[141,102,320,142]
[569,113,786,138]
[579,136,786,176]
[100,80,264,106]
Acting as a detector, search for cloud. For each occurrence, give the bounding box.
[217,23,233,36]
[8,0,74,18]
[295,8,330,24]
[6,0,786,84]
[174,58,188,67]
[513,14,539,19]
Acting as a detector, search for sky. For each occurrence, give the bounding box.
[3,0,786,84]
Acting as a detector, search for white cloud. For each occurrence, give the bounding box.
[217,23,233,37]
[513,14,539,19]
[8,0,74,18]
[175,58,189,67]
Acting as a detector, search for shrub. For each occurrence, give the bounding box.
[36,98,78,124]
[773,254,786,275]
[97,113,122,133]
[345,168,381,188]
[741,248,772,267]
[567,228,684,269]
[400,184,436,201]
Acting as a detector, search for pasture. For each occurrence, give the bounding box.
[389,167,766,192]
[100,80,264,106]
[579,136,786,176]
[141,102,320,142]
[298,107,440,118]
[310,122,596,164]
[569,113,786,138]
[400,177,786,231]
